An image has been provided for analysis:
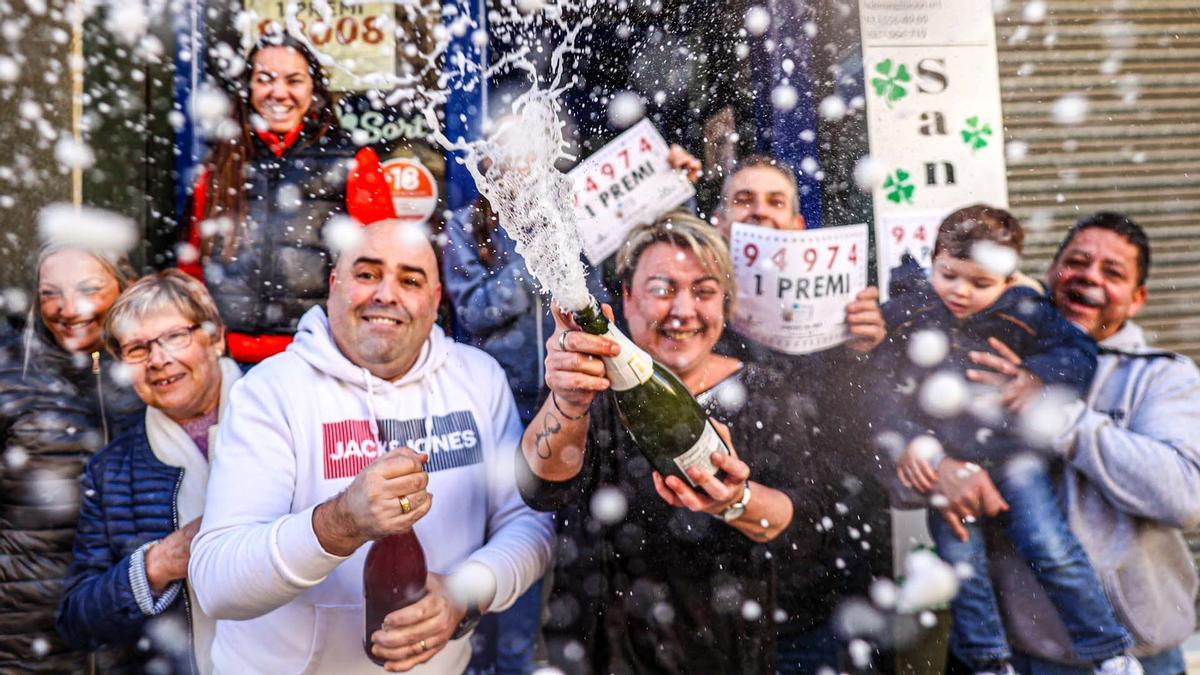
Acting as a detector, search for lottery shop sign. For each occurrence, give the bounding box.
[731,222,868,355]
[244,0,395,92]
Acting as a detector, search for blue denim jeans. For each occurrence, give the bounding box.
[774,623,841,675]
[928,463,1133,668]
[775,622,893,674]
[466,579,542,675]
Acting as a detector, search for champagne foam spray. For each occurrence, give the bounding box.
[426,17,596,312]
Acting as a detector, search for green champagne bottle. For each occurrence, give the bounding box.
[573,300,729,486]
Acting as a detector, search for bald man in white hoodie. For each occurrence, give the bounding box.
[189,220,554,673]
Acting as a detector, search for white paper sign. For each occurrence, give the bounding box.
[859,0,1008,297]
[876,210,944,298]
[244,0,396,92]
[570,119,695,265]
[730,223,869,355]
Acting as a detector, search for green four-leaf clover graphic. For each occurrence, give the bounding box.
[871,59,911,106]
[961,116,994,151]
[883,169,914,204]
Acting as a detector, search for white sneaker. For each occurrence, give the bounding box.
[1095,655,1144,675]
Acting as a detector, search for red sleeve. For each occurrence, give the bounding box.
[178,168,209,280]
[346,146,398,224]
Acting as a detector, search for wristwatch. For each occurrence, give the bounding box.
[720,482,752,522]
[451,603,483,640]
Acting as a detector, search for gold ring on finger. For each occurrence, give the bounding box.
[399,496,412,514]
[419,639,427,652]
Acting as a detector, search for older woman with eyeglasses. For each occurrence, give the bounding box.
[56,270,241,675]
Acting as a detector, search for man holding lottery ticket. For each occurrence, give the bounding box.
[711,154,894,674]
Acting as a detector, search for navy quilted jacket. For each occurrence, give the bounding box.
[55,418,196,673]
[874,255,1097,463]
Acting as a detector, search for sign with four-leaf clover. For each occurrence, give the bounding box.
[858,0,1010,300]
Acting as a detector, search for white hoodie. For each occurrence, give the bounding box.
[189,307,553,674]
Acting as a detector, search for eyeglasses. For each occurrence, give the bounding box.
[119,324,202,363]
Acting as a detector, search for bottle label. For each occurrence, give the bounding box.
[601,326,654,392]
[673,422,729,487]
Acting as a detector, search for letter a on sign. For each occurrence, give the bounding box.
[382,156,439,224]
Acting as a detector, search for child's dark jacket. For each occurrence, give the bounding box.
[874,255,1098,464]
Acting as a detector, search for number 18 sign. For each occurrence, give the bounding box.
[731,222,869,355]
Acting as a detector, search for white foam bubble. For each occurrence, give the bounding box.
[589,486,627,525]
[771,84,798,112]
[1052,94,1089,125]
[1023,0,1047,22]
[744,6,771,36]
[445,562,498,608]
[1019,385,1081,446]
[607,91,645,129]
[908,435,943,463]
[853,156,886,192]
[897,549,959,612]
[819,96,846,121]
[741,599,763,621]
[849,639,873,669]
[908,329,949,367]
[1006,140,1029,163]
[105,1,149,44]
[869,578,898,610]
[919,372,967,418]
[971,240,1020,277]
[322,216,365,257]
[194,85,231,135]
[38,203,138,253]
[54,137,95,170]
[0,56,18,82]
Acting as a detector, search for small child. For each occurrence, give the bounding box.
[877,205,1140,675]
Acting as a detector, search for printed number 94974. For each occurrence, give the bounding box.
[743,242,859,272]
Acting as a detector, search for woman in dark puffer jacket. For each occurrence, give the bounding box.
[0,245,144,673]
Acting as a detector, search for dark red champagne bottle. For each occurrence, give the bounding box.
[363,530,428,665]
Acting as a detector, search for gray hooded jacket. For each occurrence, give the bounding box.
[991,321,1200,663]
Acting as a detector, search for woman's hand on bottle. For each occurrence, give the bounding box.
[369,572,466,671]
[313,447,431,557]
[651,420,751,516]
[544,303,619,415]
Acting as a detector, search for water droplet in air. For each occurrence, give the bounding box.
[771,85,798,112]
[1051,94,1089,125]
[744,7,770,36]
[919,372,967,418]
[818,96,846,121]
[590,486,628,524]
[607,92,645,129]
[907,330,949,367]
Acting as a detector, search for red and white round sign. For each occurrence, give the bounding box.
[381,157,438,223]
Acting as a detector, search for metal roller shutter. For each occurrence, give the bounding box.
[993,0,1200,360]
